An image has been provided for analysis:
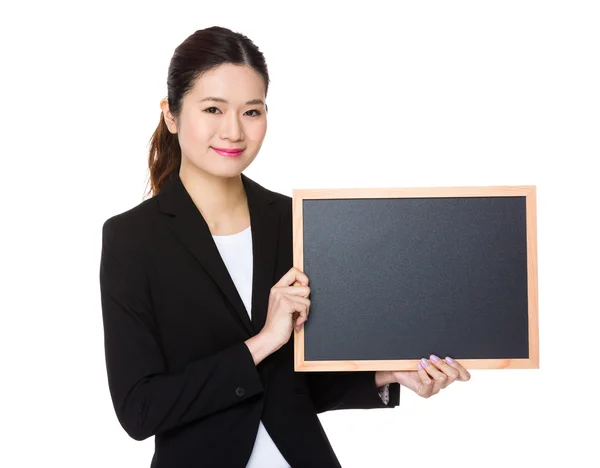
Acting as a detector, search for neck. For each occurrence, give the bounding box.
[178,166,247,228]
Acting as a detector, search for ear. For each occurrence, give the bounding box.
[160,98,178,134]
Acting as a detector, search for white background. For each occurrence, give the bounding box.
[2,1,599,467]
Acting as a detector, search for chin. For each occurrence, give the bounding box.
[215,163,251,179]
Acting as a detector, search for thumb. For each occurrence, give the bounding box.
[275,267,309,288]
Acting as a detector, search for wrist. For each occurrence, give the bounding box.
[375,371,393,388]
[257,329,281,353]
[245,331,279,366]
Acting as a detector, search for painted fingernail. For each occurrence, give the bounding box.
[418,363,423,370]
[430,354,440,363]
[445,356,455,364]
[421,358,429,367]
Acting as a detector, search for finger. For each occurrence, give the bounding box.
[291,297,310,329]
[275,267,309,288]
[278,285,311,298]
[428,355,459,387]
[291,266,310,286]
[295,316,307,331]
[444,356,471,381]
[295,310,309,328]
[293,297,311,330]
[420,358,447,394]
[416,362,434,398]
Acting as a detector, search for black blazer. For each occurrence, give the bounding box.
[99,171,400,468]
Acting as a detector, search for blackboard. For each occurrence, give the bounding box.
[292,186,539,371]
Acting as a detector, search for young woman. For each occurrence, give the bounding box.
[99,26,470,468]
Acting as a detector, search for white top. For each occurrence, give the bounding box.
[212,224,390,467]
[212,225,292,468]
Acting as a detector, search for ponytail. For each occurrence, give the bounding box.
[146,110,181,198]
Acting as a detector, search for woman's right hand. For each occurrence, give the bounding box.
[261,267,311,349]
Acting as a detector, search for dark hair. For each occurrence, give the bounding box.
[145,26,270,198]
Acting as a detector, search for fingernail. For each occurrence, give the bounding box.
[421,358,429,367]
[430,354,440,363]
[445,356,455,364]
[418,363,423,370]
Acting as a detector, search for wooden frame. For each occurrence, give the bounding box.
[293,185,539,371]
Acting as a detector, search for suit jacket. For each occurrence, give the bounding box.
[99,171,400,468]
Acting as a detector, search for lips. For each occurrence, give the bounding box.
[211,147,244,157]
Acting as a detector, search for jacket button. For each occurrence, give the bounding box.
[235,387,245,397]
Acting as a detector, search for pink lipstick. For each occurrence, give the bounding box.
[211,147,244,157]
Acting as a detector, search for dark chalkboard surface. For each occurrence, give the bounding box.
[292,186,538,371]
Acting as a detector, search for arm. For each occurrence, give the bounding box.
[100,218,265,441]
[306,371,400,413]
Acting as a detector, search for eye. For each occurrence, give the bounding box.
[245,109,262,117]
[204,107,221,114]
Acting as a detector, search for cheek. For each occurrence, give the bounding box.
[247,120,267,141]
[179,116,214,145]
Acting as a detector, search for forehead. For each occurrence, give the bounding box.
[189,63,265,102]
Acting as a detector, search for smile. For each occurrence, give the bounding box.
[211,147,244,157]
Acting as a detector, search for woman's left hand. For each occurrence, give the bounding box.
[378,355,471,398]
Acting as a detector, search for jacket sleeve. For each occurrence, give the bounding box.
[99,218,264,441]
[306,371,400,413]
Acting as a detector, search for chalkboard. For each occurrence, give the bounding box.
[292,186,539,371]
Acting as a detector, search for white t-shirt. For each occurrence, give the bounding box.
[212,225,291,468]
[212,224,390,467]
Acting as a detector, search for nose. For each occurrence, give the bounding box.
[219,112,244,141]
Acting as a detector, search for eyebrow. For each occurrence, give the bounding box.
[199,97,265,105]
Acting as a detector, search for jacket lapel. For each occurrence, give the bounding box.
[156,171,280,337]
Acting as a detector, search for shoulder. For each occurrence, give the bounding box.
[262,184,292,221]
[243,174,292,210]
[101,196,157,245]
[271,190,292,209]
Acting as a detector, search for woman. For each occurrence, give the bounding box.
[99,26,470,468]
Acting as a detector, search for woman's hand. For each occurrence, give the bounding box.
[377,355,471,398]
[260,267,311,350]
